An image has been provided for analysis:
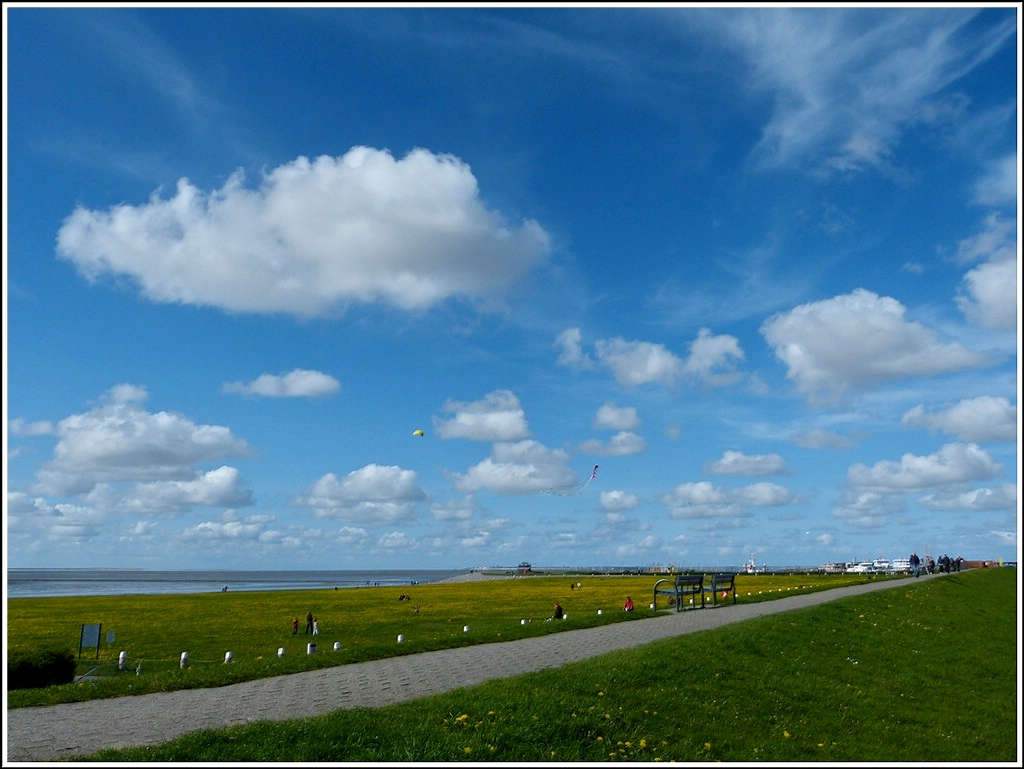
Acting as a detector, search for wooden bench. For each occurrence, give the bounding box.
[703,572,738,607]
[652,574,705,612]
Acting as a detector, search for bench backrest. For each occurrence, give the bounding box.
[675,575,703,588]
[710,573,736,587]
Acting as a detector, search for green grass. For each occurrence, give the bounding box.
[67,568,1017,763]
[7,569,1018,761]
[7,571,872,708]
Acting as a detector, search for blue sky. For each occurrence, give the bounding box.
[4,5,1019,572]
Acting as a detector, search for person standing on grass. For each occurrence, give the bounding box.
[291,617,299,635]
[305,611,314,634]
[312,618,319,636]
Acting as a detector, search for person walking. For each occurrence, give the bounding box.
[910,552,921,578]
[304,611,314,635]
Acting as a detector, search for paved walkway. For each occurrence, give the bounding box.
[6,576,925,762]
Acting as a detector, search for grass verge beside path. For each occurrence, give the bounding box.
[78,568,1018,762]
[8,571,873,708]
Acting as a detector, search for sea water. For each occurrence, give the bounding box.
[5,568,467,598]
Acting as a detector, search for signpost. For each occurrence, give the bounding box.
[79,623,101,659]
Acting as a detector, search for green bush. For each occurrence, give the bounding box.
[7,648,77,690]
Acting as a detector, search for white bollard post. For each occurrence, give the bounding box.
[649,603,655,610]
[597,609,602,615]
[521,619,526,625]
[307,642,317,655]
[397,634,404,643]
[224,651,233,664]
[118,651,127,671]
[463,625,469,632]
[333,641,341,651]
[180,652,189,669]
[563,614,568,621]
[277,647,285,657]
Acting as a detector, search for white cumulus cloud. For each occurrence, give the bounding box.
[33,385,251,496]
[761,288,989,404]
[661,479,799,520]
[704,450,788,476]
[222,369,340,398]
[593,403,640,431]
[847,442,1003,493]
[434,390,530,442]
[954,213,1018,331]
[901,396,1017,443]
[295,464,427,523]
[56,147,550,317]
[558,328,745,389]
[452,440,573,495]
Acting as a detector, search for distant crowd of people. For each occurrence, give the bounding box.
[909,552,963,577]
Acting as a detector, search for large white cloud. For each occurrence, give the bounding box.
[846,442,1002,493]
[557,327,744,389]
[593,337,686,388]
[295,463,427,523]
[182,512,269,542]
[761,289,989,404]
[660,480,796,520]
[593,403,640,431]
[954,213,1018,331]
[901,396,1017,443]
[56,147,550,317]
[452,440,574,495]
[919,484,1017,512]
[33,385,251,496]
[434,390,530,442]
[83,466,252,515]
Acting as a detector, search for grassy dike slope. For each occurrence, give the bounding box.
[10,568,1018,762]
[9,571,871,708]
